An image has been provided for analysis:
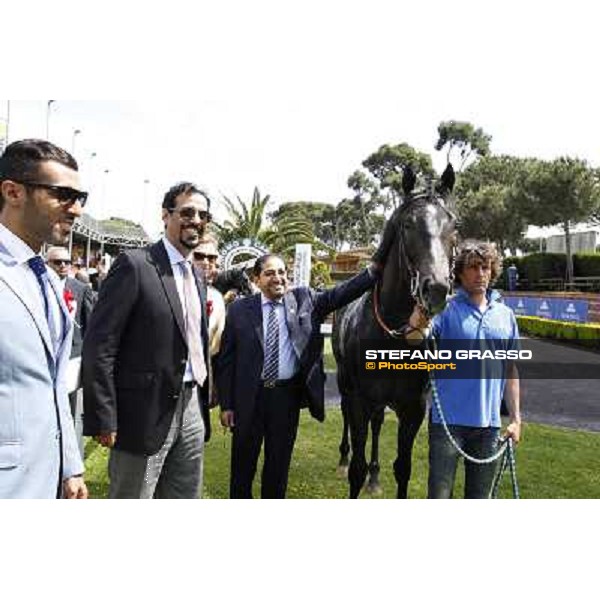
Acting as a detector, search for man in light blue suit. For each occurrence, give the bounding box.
[0,139,88,499]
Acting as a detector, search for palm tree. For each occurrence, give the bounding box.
[214,187,321,257]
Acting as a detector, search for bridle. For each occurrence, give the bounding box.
[373,190,456,339]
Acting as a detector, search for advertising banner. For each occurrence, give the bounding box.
[503,295,589,323]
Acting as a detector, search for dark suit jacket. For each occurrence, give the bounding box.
[216,268,377,437]
[82,241,211,455]
[65,277,95,359]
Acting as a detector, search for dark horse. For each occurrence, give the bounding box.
[332,165,457,498]
[213,268,254,298]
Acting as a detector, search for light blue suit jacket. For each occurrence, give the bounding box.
[0,243,83,498]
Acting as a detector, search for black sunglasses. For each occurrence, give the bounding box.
[15,180,88,207]
[193,252,218,262]
[168,207,212,222]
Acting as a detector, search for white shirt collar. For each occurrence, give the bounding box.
[261,293,283,307]
[162,236,190,266]
[0,222,37,265]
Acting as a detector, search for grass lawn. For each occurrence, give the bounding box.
[84,407,600,499]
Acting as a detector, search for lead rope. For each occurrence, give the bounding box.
[428,336,520,498]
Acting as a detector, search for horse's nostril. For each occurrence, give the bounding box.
[422,281,450,312]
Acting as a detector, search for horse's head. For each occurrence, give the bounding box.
[234,269,254,297]
[390,164,457,316]
[213,267,254,298]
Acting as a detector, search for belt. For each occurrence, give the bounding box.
[262,375,302,389]
[183,381,197,389]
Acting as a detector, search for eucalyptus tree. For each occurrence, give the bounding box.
[521,157,600,282]
[435,120,492,171]
[361,142,434,209]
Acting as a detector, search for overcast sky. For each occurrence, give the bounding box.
[3,0,599,239]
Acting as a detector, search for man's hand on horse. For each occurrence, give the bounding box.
[408,305,431,331]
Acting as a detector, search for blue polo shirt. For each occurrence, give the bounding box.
[430,287,519,428]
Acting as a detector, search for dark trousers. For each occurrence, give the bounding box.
[68,390,85,460]
[230,384,302,499]
[428,423,500,499]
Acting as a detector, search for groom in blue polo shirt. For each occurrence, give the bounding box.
[412,240,522,499]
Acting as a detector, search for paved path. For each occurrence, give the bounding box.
[325,337,600,433]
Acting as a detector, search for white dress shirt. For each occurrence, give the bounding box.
[162,237,204,383]
[260,293,299,381]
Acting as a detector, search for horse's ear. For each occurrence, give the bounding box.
[439,163,455,195]
[402,165,416,196]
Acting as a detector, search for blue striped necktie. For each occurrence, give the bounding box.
[28,255,62,357]
[263,301,280,383]
[28,256,50,319]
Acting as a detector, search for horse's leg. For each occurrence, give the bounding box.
[347,395,369,499]
[393,397,426,499]
[337,394,351,477]
[365,407,385,495]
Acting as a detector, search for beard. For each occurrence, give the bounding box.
[47,218,75,246]
[179,224,205,249]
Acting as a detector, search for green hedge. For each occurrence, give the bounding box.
[574,253,600,276]
[516,316,600,350]
[500,252,600,288]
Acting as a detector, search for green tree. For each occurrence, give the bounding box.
[361,142,434,208]
[521,158,600,282]
[456,155,536,254]
[435,120,492,171]
[214,187,315,257]
[270,201,337,250]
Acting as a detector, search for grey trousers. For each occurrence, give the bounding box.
[108,384,205,499]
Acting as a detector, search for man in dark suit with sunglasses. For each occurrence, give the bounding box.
[83,182,212,499]
[0,139,88,499]
[46,245,95,458]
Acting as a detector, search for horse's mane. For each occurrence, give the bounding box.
[213,268,250,295]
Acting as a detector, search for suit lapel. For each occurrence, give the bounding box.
[0,260,55,360]
[149,242,187,342]
[283,290,303,358]
[192,266,209,334]
[249,293,264,347]
[46,271,71,359]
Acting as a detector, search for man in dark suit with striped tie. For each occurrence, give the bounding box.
[216,254,381,498]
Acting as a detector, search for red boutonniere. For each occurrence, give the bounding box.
[63,288,75,314]
[206,299,214,318]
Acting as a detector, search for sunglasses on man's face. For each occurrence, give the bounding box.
[168,207,212,222]
[49,259,72,266]
[193,252,218,262]
[15,180,88,207]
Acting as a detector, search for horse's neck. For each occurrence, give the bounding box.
[379,241,414,322]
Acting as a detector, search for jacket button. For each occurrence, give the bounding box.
[181,359,187,365]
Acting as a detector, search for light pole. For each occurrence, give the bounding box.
[72,128,81,156]
[86,151,97,205]
[142,179,150,235]
[5,100,10,146]
[46,100,55,140]
[102,169,110,212]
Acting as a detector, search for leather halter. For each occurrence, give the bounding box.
[372,192,456,338]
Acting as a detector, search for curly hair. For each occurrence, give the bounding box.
[454,239,502,286]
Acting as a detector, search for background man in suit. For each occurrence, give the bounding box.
[0,139,88,499]
[83,182,212,499]
[46,245,95,458]
[193,233,226,358]
[217,254,381,498]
